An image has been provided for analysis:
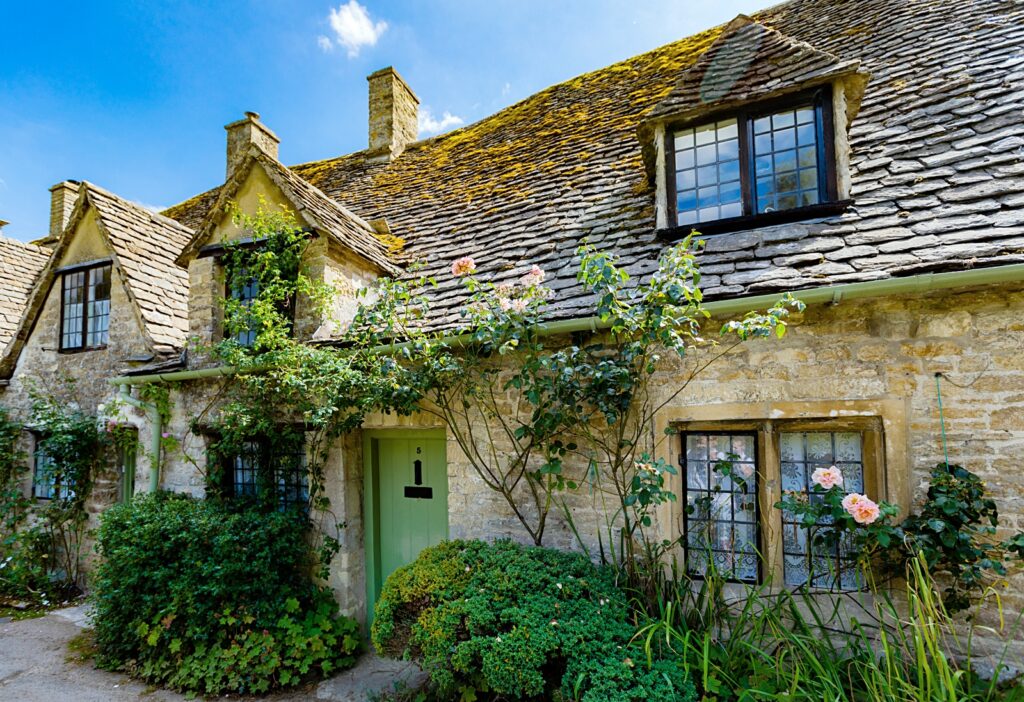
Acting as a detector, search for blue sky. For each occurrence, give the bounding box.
[1,0,763,241]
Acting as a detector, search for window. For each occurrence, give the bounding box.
[682,432,759,583]
[224,269,295,348]
[32,437,74,501]
[227,274,260,347]
[780,431,865,589]
[60,263,112,351]
[668,89,836,228]
[218,433,309,512]
[679,418,883,588]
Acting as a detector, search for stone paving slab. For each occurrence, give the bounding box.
[0,605,426,702]
[315,652,428,701]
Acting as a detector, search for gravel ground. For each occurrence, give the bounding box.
[0,606,423,701]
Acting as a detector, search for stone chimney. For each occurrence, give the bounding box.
[225,111,280,177]
[49,180,81,240]
[367,67,419,159]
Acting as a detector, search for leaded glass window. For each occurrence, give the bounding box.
[674,119,742,225]
[60,263,112,350]
[86,264,111,347]
[683,432,758,583]
[668,90,833,228]
[780,431,864,589]
[228,275,260,347]
[32,439,74,501]
[223,434,309,512]
[753,107,821,213]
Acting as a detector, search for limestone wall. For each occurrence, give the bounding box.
[95,281,1024,655]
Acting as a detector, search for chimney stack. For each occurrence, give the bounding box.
[367,67,419,160]
[48,180,81,240]
[225,111,280,178]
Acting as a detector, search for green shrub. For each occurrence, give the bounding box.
[92,492,361,695]
[372,539,694,702]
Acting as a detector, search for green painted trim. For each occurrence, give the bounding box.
[362,428,447,631]
[107,262,1024,387]
[116,383,162,492]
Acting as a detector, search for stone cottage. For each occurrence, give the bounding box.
[2,0,1023,643]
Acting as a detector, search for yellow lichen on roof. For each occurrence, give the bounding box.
[290,25,723,211]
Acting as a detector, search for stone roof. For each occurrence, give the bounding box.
[0,236,50,354]
[176,148,400,274]
[163,0,1024,328]
[83,183,193,352]
[0,183,193,377]
[647,15,864,121]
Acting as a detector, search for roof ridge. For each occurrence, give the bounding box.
[647,12,862,121]
[81,180,195,237]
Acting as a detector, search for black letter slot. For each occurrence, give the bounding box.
[405,459,432,498]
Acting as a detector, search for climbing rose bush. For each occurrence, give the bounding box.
[776,464,899,581]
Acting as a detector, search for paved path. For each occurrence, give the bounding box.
[0,606,426,701]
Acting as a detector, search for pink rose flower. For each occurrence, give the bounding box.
[843,493,880,525]
[520,264,545,287]
[841,493,862,512]
[510,298,528,314]
[497,296,512,312]
[451,256,476,277]
[811,465,844,490]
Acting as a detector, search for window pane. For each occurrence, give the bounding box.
[781,431,865,589]
[87,265,111,347]
[683,432,758,583]
[33,443,55,499]
[753,104,823,214]
[676,169,696,190]
[61,271,85,349]
[229,273,260,347]
[673,118,743,224]
[719,160,740,183]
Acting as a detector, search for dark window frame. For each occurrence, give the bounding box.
[214,431,310,513]
[777,428,868,590]
[662,87,847,240]
[224,273,261,347]
[58,261,112,353]
[221,260,298,348]
[681,430,762,585]
[31,433,74,501]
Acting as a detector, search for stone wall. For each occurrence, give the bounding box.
[60,279,1024,654]
[2,230,158,582]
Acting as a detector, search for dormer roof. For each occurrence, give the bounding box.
[0,183,193,377]
[647,15,868,123]
[176,147,401,275]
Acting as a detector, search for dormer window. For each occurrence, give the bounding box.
[668,90,837,230]
[227,273,260,347]
[59,262,112,352]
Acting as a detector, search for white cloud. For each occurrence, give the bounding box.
[323,1,388,58]
[418,107,464,136]
[134,201,167,214]
[502,82,511,97]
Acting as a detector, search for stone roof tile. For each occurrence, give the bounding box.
[0,237,50,354]
[83,183,193,354]
[161,0,1024,329]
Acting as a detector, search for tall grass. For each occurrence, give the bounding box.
[635,555,1022,701]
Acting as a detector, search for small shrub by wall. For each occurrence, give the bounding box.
[372,539,695,702]
[91,492,361,695]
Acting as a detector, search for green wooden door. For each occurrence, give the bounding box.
[366,433,448,623]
